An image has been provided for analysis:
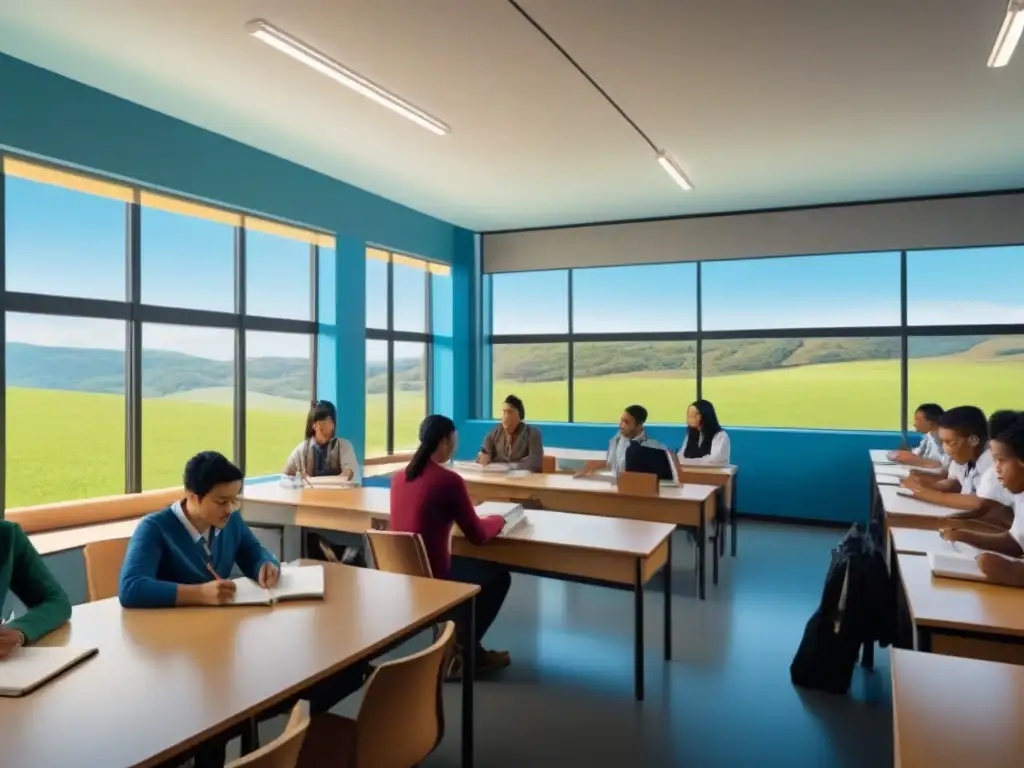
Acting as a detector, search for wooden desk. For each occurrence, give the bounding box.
[546,447,740,557]
[891,649,1023,767]
[0,564,479,768]
[896,552,1024,666]
[363,462,406,479]
[241,485,676,702]
[30,517,142,556]
[890,527,959,556]
[454,470,719,599]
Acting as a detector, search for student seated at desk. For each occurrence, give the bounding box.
[578,404,664,476]
[891,403,947,469]
[0,520,72,660]
[392,415,512,679]
[941,417,1024,587]
[902,406,993,507]
[943,410,1019,528]
[477,394,544,472]
[679,399,731,465]
[283,399,360,483]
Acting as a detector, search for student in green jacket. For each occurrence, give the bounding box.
[0,519,73,659]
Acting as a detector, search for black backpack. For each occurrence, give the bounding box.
[790,524,895,694]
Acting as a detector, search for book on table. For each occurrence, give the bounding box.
[475,501,527,535]
[928,551,987,583]
[229,564,326,606]
[305,476,354,489]
[453,461,517,474]
[0,646,98,697]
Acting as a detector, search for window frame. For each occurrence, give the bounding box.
[0,154,325,513]
[365,247,436,458]
[485,250,1024,433]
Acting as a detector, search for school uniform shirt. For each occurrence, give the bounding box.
[1010,494,1024,551]
[678,430,732,465]
[284,437,361,482]
[0,520,72,644]
[479,423,544,473]
[946,449,994,495]
[607,431,665,476]
[913,432,949,466]
[118,502,278,608]
[976,467,1015,508]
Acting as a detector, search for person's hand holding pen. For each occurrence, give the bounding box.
[197,563,237,606]
[0,611,26,660]
[258,561,280,589]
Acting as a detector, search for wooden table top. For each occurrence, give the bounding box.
[454,468,718,502]
[543,447,738,475]
[243,485,675,558]
[897,552,1024,637]
[0,564,477,768]
[30,517,143,556]
[891,649,1023,767]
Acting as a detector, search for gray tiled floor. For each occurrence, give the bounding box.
[254,521,893,767]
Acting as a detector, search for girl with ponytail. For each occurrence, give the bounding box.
[391,414,513,679]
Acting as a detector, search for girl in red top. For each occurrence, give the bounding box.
[391,415,512,678]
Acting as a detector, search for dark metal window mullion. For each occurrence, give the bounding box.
[696,261,703,401]
[567,269,575,422]
[425,264,433,419]
[125,199,143,493]
[386,255,395,455]
[899,250,909,439]
[309,243,319,403]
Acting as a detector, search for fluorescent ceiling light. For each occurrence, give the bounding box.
[988,0,1024,68]
[656,151,693,191]
[247,19,450,135]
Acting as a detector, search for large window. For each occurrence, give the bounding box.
[484,247,1024,434]
[1,156,324,510]
[365,248,447,457]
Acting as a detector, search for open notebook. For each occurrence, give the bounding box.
[230,564,325,606]
[0,646,98,697]
[928,551,987,583]
[475,501,528,535]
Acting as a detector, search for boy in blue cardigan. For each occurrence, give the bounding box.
[119,451,279,608]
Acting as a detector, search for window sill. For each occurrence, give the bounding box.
[7,487,182,535]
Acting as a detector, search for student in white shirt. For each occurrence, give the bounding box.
[941,415,1024,588]
[579,404,664,477]
[942,410,1019,527]
[902,405,991,507]
[679,399,730,465]
[283,400,361,483]
[891,403,947,469]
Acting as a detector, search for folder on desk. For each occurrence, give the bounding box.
[475,501,527,535]
[0,646,98,697]
[928,552,987,583]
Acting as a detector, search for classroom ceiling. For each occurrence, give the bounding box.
[0,1,1021,232]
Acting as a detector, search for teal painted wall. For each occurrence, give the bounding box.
[0,52,474,462]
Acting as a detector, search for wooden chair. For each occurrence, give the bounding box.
[365,530,433,578]
[540,454,557,474]
[227,701,311,768]
[82,537,131,602]
[298,623,455,768]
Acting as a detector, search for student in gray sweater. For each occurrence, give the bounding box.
[283,400,361,482]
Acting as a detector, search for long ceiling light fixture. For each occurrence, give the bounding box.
[988,0,1024,68]
[246,19,450,135]
[504,1,693,192]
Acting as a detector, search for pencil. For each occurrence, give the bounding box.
[205,562,228,582]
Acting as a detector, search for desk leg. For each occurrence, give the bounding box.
[697,501,706,600]
[915,625,932,654]
[664,538,672,662]
[462,597,476,768]
[712,488,722,586]
[730,476,738,557]
[240,719,259,754]
[634,559,645,702]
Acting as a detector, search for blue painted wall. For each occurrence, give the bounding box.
[457,419,920,524]
[0,52,474,463]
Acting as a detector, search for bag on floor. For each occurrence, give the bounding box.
[304,531,366,568]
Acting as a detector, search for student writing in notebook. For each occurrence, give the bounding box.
[119,451,279,608]
[392,415,512,680]
[578,404,664,477]
[890,403,947,469]
[901,406,992,504]
[940,416,1024,587]
[0,520,72,659]
[283,400,361,483]
[679,399,731,465]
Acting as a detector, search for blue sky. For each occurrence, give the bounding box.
[492,247,1024,333]
[4,177,312,359]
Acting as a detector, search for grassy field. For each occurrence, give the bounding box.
[7,355,1021,507]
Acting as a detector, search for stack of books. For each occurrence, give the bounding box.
[475,501,527,535]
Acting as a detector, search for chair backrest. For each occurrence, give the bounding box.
[355,621,455,767]
[365,530,433,578]
[540,454,557,474]
[83,537,131,602]
[616,471,659,497]
[227,701,310,768]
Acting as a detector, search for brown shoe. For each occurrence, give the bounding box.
[476,647,511,674]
